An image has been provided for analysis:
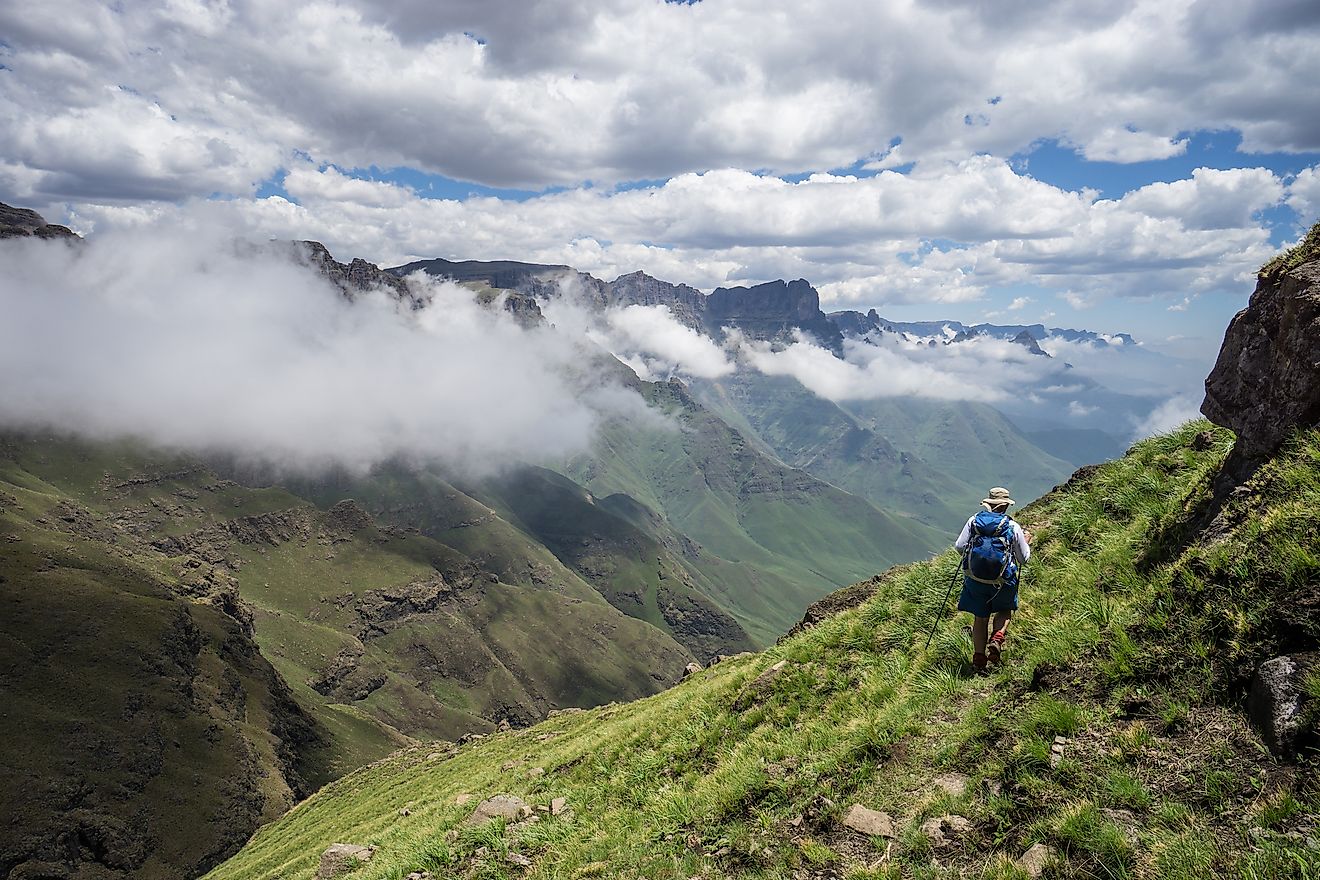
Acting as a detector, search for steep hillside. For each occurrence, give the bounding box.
[692,373,1074,530]
[204,419,1320,880]
[0,438,353,880]
[562,379,944,643]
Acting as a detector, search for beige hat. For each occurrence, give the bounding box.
[981,486,1015,509]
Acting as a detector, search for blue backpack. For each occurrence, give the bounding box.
[964,511,1017,586]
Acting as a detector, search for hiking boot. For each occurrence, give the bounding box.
[972,652,988,674]
[987,629,1006,663]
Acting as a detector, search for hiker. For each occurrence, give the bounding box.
[954,486,1031,673]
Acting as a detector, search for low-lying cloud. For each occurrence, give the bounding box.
[0,222,645,474]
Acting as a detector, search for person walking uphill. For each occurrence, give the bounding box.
[954,486,1031,674]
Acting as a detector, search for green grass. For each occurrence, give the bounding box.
[207,421,1320,880]
[1260,218,1320,279]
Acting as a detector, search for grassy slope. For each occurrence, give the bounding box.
[209,421,1319,880]
[563,380,944,643]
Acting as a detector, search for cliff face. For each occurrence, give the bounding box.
[1202,257,1320,460]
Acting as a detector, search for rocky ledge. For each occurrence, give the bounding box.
[1203,247,1320,461]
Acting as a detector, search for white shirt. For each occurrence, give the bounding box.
[954,514,1031,564]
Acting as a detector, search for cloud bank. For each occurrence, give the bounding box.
[0,224,644,474]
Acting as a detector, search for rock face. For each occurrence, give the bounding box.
[1248,652,1318,760]
[706,279,844,353]
[1203,259,1320,460]
[0,201,78,240]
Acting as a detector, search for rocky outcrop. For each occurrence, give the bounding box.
[706,279,844,353]
[1203,258,1320,461]
[0,202,78,240]
[1248,652,1318,760]
[1012,329,1051,357]
[294,241,421,306]
[608,271,707,329]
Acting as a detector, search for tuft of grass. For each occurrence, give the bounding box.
[1260,218,1320,279]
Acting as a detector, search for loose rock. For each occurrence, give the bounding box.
[841,804,896,838]
[920,814,973,849]
[551,796,568,815]
[683,662,703,678]
[316,843,374,879]
[1016,842,1056,878]
[464,794,532,828]
[1248,653,1319,760]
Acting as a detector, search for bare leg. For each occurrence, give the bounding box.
[992,610,1012,639]
[971,615,990,656]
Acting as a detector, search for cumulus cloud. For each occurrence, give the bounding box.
[1287,165,1320,222]
[56,158,1285,315]
[0,220,646,474]
[1,0,1318,200]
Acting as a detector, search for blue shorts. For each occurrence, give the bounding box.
[957,576,1019,616]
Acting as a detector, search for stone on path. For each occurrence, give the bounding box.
[551,796,568,815]
[841,804,896,838]
[464,794,533,828]
[920,814,973,849]
[1016,842,1056,878]
[316,843,374,879]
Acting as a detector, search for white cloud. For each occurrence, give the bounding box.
[1007,296,1032,311]
[1286,165,1320,222]
[591,304,734,381]
[1132,393,1203,439]
[1068,400,1098,418]
[736,330,1062,403]
[1,0,1318,199]
[0,217,648,474]
[52,157,1282,317]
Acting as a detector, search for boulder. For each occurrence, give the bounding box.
[682,662,703,678]
[1248,653,1319,760]
[464,794,533,828]
[1203,259,1320,460]
[840,804,896,838]
[316,843,374,879]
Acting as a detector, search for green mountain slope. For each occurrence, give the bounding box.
[208,421,1319,880]
[842,396,1075,513]
[562,379,945,643]
[692,373,971,526]
[11,437,703,735]
[692,372,1074,531]
[0,439,359,880]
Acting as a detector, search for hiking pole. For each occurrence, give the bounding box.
[923,562,963,650]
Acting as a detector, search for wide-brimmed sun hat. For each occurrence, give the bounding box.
[981,486,1015,509]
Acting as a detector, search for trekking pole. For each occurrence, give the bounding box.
[923,561,963,650]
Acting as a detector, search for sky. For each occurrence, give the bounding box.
[3,0,1319,365]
